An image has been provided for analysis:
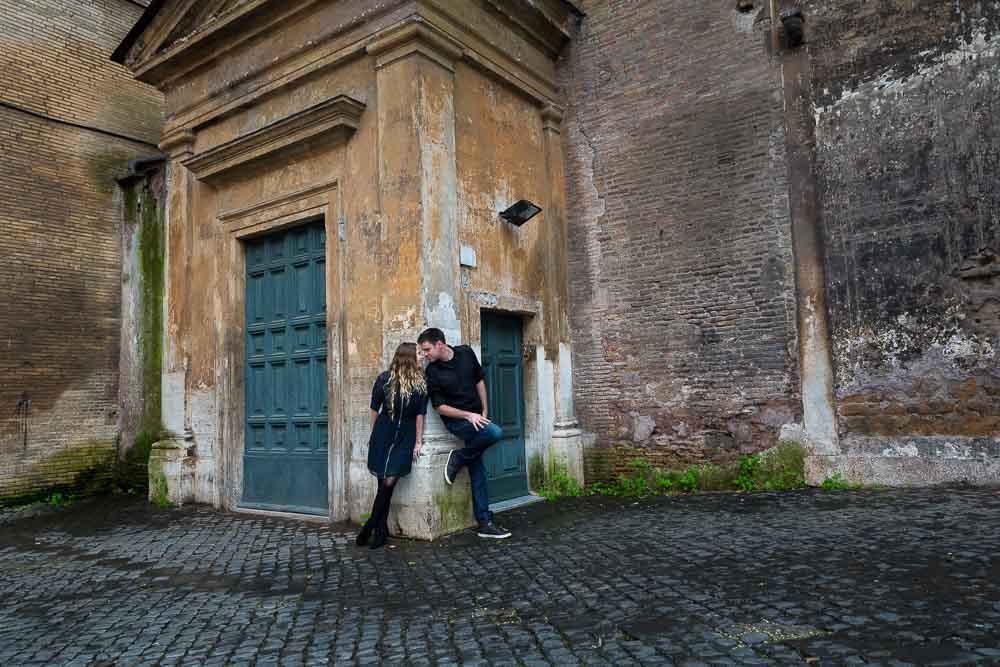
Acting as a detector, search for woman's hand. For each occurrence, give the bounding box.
[412,442,423,463]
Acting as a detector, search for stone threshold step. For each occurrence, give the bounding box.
[489,494,545,514]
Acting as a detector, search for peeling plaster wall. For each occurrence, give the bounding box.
[341,56,384,518]
[453,63,567,486]
[454,63,548,321]
[805,1,1000,458]
[560,0,800,478]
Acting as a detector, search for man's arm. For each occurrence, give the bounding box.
[476,379,488,419]
[427,351,491,429]
[435,402,492,430]
[437,380,489,423]
[435,402,489,420]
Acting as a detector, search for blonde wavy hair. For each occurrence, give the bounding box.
[386,342,427,418]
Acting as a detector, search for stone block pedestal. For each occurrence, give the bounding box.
[148,439,192,506]
[549,420,584,483]
[388,439,475,540]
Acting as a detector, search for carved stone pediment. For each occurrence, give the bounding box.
[115,0,581,89]
[115,0,237,68]
[113,0,322,86]
[181,95,365,182]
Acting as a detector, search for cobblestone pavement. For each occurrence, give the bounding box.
[2,488,1000,666]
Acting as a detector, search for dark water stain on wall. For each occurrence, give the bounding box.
[806,0,1000,439]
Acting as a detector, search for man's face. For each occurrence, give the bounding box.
[419,341,445,363]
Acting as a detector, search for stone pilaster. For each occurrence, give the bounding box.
[149,130,196,506]
[541,105,585,484]
[366,21,472,539]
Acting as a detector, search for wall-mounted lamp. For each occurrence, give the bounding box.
[499,200,542,227]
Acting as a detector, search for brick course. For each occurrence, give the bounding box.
[560,1,800,477]
[561,0,998,481]
[0,0,161,144]
[0,0,163,502]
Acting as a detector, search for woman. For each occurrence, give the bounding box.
[356,342,428,549]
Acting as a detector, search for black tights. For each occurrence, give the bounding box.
[358,475,399,547]
[370,476,398,528]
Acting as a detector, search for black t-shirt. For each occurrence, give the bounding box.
[425,345,486,424]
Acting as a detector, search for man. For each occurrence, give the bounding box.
[417,327,511,539]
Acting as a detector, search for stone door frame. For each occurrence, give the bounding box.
[462,294,552,494]
[215,179,348,521]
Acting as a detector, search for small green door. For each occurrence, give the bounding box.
[242,220,328,515]
[481,312,529,503]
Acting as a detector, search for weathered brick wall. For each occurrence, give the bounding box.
[560,0,800,478]
[0,0,164,502]
[804,1,1000,448]
[0,0,162,142]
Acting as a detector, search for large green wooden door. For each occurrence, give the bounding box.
[242,220,328,515]
[481,312,529,503]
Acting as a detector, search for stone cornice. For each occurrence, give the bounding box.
[418,2,559,104]
[480,0,578,57]
[161,32,375,138]
[541,104,564,134]
[158,129,196,159]
[218,179,339,237]
[217,179,338,225]
[181,95,365,182]
[131,0,195,67]
[366,19,464,71]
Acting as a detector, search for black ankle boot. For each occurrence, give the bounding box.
[357,485,390,547]
[355,519,374,546]
[369,524,388,549]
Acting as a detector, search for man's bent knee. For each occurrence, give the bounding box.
[484,423,503,443]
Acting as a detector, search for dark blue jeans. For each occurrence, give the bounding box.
[445,420,503,524]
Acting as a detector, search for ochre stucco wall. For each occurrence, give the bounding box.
[122,0,582,531]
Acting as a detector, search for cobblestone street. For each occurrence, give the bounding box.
[2,488,999,666]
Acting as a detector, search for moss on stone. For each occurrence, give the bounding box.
[432,488,470,534]
[0,440,117,508]
[528,452,546,492]
[137,184,164,441]
[115,430,157,492]
[115,178,165,494]
[149,469,171,508]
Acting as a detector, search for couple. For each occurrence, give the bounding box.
[355,327,511,549]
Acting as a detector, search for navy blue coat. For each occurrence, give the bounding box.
[366,371,428,478]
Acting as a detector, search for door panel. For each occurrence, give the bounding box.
[242,220,328,515]
[481,312,529,503]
